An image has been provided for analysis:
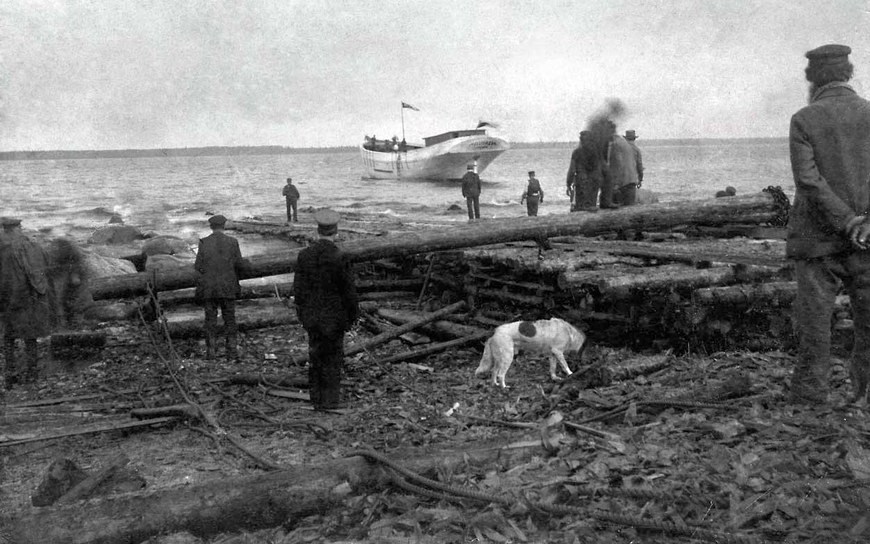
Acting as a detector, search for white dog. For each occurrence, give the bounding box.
[474,318,586,388]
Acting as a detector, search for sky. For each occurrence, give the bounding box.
[2,0,870,151]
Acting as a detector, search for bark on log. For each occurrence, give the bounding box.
[692,281,797,307]
[1,440,547,544]
[376,308,485,339]
[90,193,781,300]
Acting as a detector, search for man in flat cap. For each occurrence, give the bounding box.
[294,209,359,410]
[461,164,482,221]
[194,215,250,360]
[282,177,300,224]
[1,217,55,385]
[566,130,603,212]
[520,170,544,216]
[787,44,870,406]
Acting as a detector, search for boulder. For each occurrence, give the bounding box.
[81,249,138,278]
[142,236,193,257]
[89,225,145,245]
[145,253,195,272]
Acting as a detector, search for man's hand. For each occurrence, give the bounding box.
[850,216,870,249]
[636,179,643,189]
[566,187,574,198]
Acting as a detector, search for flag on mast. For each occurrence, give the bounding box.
[476,120,500,129]
[401,102,420,111]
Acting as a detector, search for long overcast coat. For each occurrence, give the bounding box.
[294,239,359,335]
[788,84,870,259]
[0,230,55,338]
[194,230,246,300]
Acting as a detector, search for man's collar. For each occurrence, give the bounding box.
[811,81,855,103]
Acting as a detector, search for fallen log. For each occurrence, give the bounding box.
[376,308,485,339]
[90,193,783,300]
[692,281,797,307]
[1,439,548,544]
[376,331,490,364]
[0,417,177,449]
[55,453,130,505]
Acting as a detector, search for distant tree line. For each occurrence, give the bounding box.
[0,145,357,161]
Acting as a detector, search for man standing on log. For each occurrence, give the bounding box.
[520,170,544,217]
[1,217,55,385]
[282,177,300,224]
[194,215,249,360]
[461,164,482,221]
[294,209,359,410]
[787,44,870,406]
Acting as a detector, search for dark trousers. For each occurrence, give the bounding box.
[614,184,637,206]
[792,252,870,401]
[525,196,540,216]
[285,199,298,222]
[466,196,480,219]
[599,176,617,208]
[204,298,237,336]
[305,328,345,408]
[574,178,601,211]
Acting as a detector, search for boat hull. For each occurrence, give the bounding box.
[360,135,509,180]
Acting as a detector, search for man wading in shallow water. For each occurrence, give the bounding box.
[787,44,870,406]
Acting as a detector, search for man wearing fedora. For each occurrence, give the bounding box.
[520,170,544,216]
[294,209,359,410]
[1,217,55,385]
[194,214,249,360]
[624,130,644,191]
[603,124,641,207]
[787,44,870,406]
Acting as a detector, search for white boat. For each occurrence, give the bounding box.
[360,129,509,180]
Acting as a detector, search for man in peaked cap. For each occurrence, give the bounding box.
[787,44,870,406]
[294,209,359,410]
[194,214,250,360]
[520,170,544,217]
[1,217,55,385]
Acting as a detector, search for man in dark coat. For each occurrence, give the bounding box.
[194,215,249,360]
[566,131,603,211]
[605,126,640,207]
[282,177,300,224]
[461,165,482,221]
[787,44,870,405]
[625,130,645,192]
[294,209,359,410]
[520,170,544,216]
[1,217,55,385]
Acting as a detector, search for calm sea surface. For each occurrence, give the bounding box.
[0,139,792,245]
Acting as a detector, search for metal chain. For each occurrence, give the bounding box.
[762,186,790,227]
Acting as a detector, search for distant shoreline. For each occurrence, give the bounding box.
[0,137,788,161]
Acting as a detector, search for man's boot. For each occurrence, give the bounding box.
[4,337,18,386]
[24,339,39,383]
[205,333,216,360]
[226,334,238,360]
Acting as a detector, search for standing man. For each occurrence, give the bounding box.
[520,170,544,216]
[604,124,640,207]
[282,177,300,224]
[567,130,604,211]
[194,215,249,360]
[1,217,54,385]
[624,130,645,191]
[294,209,359,410]
[787,44,870,405]
[461,164,482,221]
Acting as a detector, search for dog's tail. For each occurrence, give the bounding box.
[474,337,494,376]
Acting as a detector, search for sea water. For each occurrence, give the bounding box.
[0,139,792,244]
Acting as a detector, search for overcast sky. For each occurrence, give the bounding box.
[2,0,869,151]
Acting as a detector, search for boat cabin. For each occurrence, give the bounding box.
[423,129,486,147]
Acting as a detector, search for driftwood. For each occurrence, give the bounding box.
[90,193,782,300]
[0,417,177,449]
[376,308,485,339]
[1,440,547,544]
[376,331,490,364]
[54,453,131,505]
[692,281,798,307]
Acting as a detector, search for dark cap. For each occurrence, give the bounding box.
[313,209,340,228]
[580,130,591,137]
[1,216,22,227]
[208,214,227,227]
[286,177,293,183]
[528,170,535,176]
[467,164,475,170]
[625,129,637,140]
[806,44,851,64]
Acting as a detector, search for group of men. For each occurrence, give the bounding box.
[566,125,644,212]
[6,43,870,411]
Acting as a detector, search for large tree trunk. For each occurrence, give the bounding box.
[0,440,544,544]
[90,193,782,300]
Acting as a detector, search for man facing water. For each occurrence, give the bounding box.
[461,164,482,221]
[786,44,870,406]
[520,170,544,216]
[282,177,300,224]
